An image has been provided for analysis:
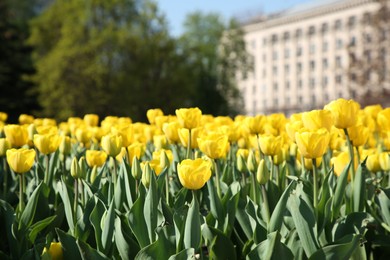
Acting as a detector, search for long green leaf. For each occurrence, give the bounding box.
[353,161,367,212]
[77,239,110,260]
[135,226,176,260]
[378,189,390,226]
[144,171,159,243]
[268,181,296,233]
[128,189,150,248]
[57,179,74,233]
[19,182,43,230]
[28,215,56,243]
[202,224,237,260]
[331,161,351,221]
[288,193,319,258]
[247,231,293,260]
[101,199,115,255]
[168,248,195,260]
[309,234,362,260]
[89,197,106,252]
[56,228,82,260]
[184,192,201,250]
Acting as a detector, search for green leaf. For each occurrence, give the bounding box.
[89,197,106,252]
[77,239,110,260]
[184,192,201,250]
[75,196,96,242]
[207,177,224,221]
[247,231,293,260]
[268,181,296,233]
[0,200,18,258]
[144,171,159,243]
[168,248,195,260]
[101,199,115,255]
[135,226,176,260]
[353,161,367,212]
[57,178,74,233]
[202,224,237,260]
[114,169,125,211]
[28,215,57,243]
[309,234,362,260]
[333,212,374,241]
[288,193,319,258]
[235,197,253,240]
[19,182,43,230]
[173,205,188,252]
[128,189,150,248]
[114,217,139,260]
[331,161,351,221]
[56,228,82,259]
[377,189,390,226]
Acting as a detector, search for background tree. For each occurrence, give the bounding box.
[347,0,390,107]
[179,12,253,116]
[28,0,194,121]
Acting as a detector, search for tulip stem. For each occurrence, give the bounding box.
[261,184,270,223]
[74,179,78,225]
[344,129,355,184]
[166,168,170,205]
[213,159,221,199]
[251,171,258,204]
[44,154,50,184]
[3,158,8,199]
[113,158,117,191]
[19,174,25,213]
[186,129,192,159]
[312,158,318,209]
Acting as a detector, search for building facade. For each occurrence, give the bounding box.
[238,0,382,115]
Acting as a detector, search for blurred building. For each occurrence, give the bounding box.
[238,0,385,115]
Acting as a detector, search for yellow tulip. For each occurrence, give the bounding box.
[197,132,230,159]
[42,242,63,260]
[4,124,29,148]
[84,114,99,127]
[153,134,167,151]
[377,108,390,132]
[347,125,369,147]
[366,153,381,173]
[18,114,35,125]
[6,148,36,174]
[152,149,173,165]
[364,104,383,119]
[258,134,283,156]
[75,127,92,147]
[86,150,107,167]
[178,127,201,149]
[147,108,164,125]
[59,136,72,156]
[162,121,181,144]
[155,115,170,130]
[0,138,10,157]
[127,142,145,165]
[301,109,333,131]
[116,147,127,163]
[244,115,266,135]
[101,134,123,157]
[0,112,8,122]
[285,120,304,142]
[379,152,390,171]
[175,107,202,129]
[36,125,58,135]
[295,128,330,159]
[33,134,61,155]
[324,98,360,129]
[177,158,212,190]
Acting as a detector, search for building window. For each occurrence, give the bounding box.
[273,66,277,75]
[365,50,371,62]
[263,99,267,108]
[272,51,278,60]
[274,98,279,106]
[252,85,256,94]
[324,93,329,102]
[311,94,316,103]
[349,36,356,47]
[321,23,328,33]
[322,58,328,69]
[296,46,302,56]
[309,78,315,88]
[335,56,342,67]
[365,33,372,43]
[286,81,290,90]
[322,41,328,52]
[310,44,315,54]
[335,75,342,84]
[272,34,278,43]
[263,38,267,46]
[363,12,371,25]
[297,62,302,73]
[284,48,290,58]
[284,64,290,74]
[336,39,343,49]
[310,60,315,71]
[298,95,303,103]
[262,69,266,77]
[348,16,356,28]
[283,32,290,41]
[253,100,257,111]
[334,19,342,30]
[295,29,302,39]
[298,79,303,89]
[251,39,256,49]
[273,83,278,91]
[322,76,328,87]
[286,97,290,105]
[308,26,315,36]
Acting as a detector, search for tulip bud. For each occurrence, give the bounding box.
[247,150,257,173]
[28,123,37,141]
[0,138,10,157]
[236,154,247,172]
[131,156,142,180]
[90,166,98,183]
[379,152,390,171]
[78,157,87,179]
[71,157,80,179]
[256,159,269,185]
[160,150,170,170]
[141,162,152,188]
[194,150,201,159]
[59,136,71,156]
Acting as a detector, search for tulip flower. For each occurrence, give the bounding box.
[4,124,29,148]
[147,108,164,125]
[175,107,202,130]
[301,109,333,131]
[6,148,36,174]
[86,150,108,168]
[379,152,390,171]
[18,114,34,125]
[127,142,145,165]
[101,134,123,157]
[366,153,381,173]
[177,158,212,190]
[324,98,360,129]
[244,115,266,135]
[0,112,8,122]
[295,128,330,159]
[346,125,369,147]
[377,108,390,132]
[0,138,10,157]
[34,134,61,155]
[84,114,99,127]
[162,121,181,144]
[42,242,63,260]
[258,134,283,156]
[197,132,230,159]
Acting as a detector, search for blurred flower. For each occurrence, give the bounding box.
[324,98,360,129]
[0,138,11,157]
[347,125,369,147]
[197,132,230,159]
[34,134,61,155]
[6,148,36,174]
[301,109,333,131]
[127,142,145,165]
[101,134,123,157]
[366,153,381,173]
[0,112,7,122]
[163,121,180,144]
[258,134,283,156]
[244,115,266,135]
[379,152,390,171]
[59,136,71,156]
[177,158,212,190]
[4,124,29,148]
[377,108,390,132]
[176,107,202,129]
[86,150,107,167]
[19,114,34,125]
[147,108,164,125]
[84,114,99,127]
[42,242,63,260]
[295,128,330,159]
[153,134,167,151]
[178,127,201,149]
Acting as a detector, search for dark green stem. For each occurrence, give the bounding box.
[3,158,8,198]
[74,179,78,225]
[186,129,192,159]
[19,174,25,213]
[44,154,50,184]
[261,184,270,223]
[166,168,170,205]
[214,159,221,199]
[312,158,318,209]
[344,129,355,183]
[251,170,258,204]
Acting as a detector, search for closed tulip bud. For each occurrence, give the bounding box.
[367,154,381,173]
[237,154,247,172]
[147,108,164,125]
[379,152,390,171]
[71,157,80,179]
[347,125,369,147]
[90,166,98,183]
[160,150,170,170]
[0,138,10,157]
[59,136,72,156]
[42,242,63,260]
[141,162,152,188]
[131,156,142,180]
[256,159,269,185]
[78,157,87,179]
[153,135,167,151]
[28,124,37,142]
[247,150,258,173]
[101,134,123,157]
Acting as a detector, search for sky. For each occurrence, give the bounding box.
[157,0,313,36]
